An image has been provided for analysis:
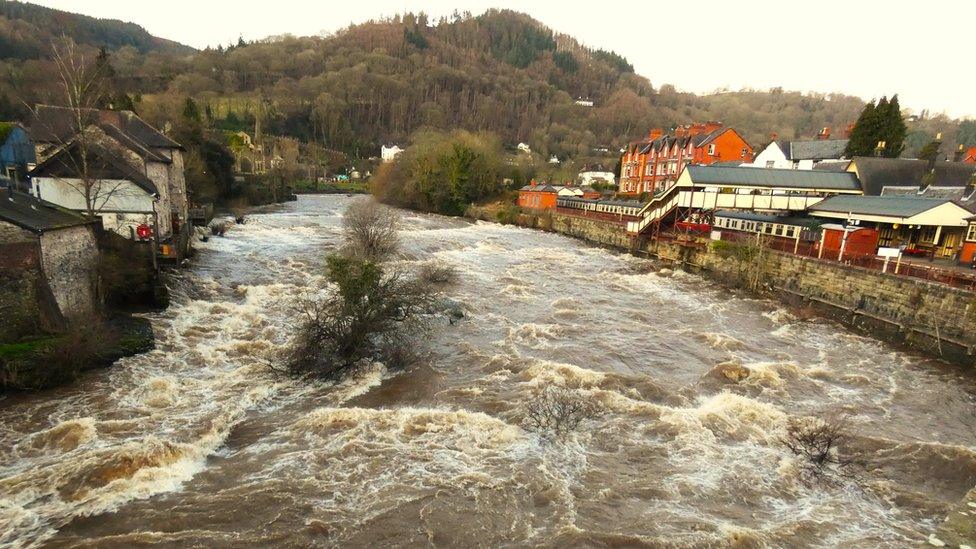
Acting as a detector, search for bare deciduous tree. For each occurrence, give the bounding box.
[523,385,603,440]
[781,413,860,485]
[418,260,459,286]
[29,37,141,220]
[341,199,400,262]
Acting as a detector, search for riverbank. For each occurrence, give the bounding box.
[0,314,155,391]
[468,204,976,367]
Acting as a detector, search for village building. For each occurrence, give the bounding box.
[807,195,974,260]
[749,135,848,170]
[960,146,976,164]
[0,190,98,325]
[381,144,403,162]
[518,181,599,210]
[626,164,862,234]
[0,122,36,191]
[29,126,174,243]
[577,164,615,187]
[618,122,754,195]
[517,142,532,154]
[846,156,976,196]
[26,106,190,255]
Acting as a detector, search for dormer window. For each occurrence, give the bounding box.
[708,144,717,156]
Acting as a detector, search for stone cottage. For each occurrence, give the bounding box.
[0,190,98,331]
[27,105,190,249]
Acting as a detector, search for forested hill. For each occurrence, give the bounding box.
[0,1,193,60]
[127,9,868,158]
[1,6,968,159]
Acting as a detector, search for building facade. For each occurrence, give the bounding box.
[618,123,754,195]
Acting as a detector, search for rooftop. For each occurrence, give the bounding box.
[0,190,91,233]
[809,195,955,218]
[685,165,862,191]
[852,156,976,195]
[788,139,848,161]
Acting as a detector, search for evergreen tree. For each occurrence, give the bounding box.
[844,100,880,157]
[918,137,942,162]
[880,95,907,157]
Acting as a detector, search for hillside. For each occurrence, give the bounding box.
[1,6,969,160]
[0,1,193,60]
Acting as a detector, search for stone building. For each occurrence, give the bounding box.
[0,190,98,331]
[27,105,190,244]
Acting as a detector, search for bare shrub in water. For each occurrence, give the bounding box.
[279,255,434,380]
[418,260,459,286]
[781,413,859,485]
[342,199,400,262]
[523,385,603,440]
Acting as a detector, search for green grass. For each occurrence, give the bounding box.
[0,337,59,360]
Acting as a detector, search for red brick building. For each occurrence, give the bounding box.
[518,181,599,210]
[618,123,754,195]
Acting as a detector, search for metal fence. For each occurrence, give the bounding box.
[711,230,976,292]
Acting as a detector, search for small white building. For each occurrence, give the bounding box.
[574,98,594,107]
[381,145,403,162]
[517,142,531,154]
[750,139,849,170]
[548,155,560,164]
[578,164,616,187]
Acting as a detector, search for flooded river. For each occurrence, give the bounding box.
[1,195,975,547]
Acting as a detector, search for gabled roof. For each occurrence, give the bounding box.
[696,127,732,147]
[28,105,182,150]
[809,195,957,218]
[0,190,91,233]
[812,160,851,172]
[684,165,861,190]
[30,135,158,195]
[98,123,170,164]
[851,156,976,196]
[788,139,848,161]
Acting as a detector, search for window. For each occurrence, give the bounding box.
[774,225,784,236]
[765,160,775,168]
[708,144,717,156]
[785,227,795,238]
[920,226,938,244]
[741,147,748,158]
[967,223,976,242]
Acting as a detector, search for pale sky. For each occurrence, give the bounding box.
[29,0,976,119]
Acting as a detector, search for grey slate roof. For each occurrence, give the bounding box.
[788,139,848,161]
[809,195,954,218]
[812,160,851,172]
[30,138,158,195]
[685,165,861,190]
[852,156,976,196]
[0,190,91,233]
[29,105,182,150]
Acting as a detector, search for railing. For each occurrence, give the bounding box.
[712,230,976,291]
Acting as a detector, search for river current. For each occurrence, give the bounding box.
[1,194,975,547]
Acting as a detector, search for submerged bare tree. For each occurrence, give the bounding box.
[341,199,401,262]
[781,413,860,485]
[523,385,603,440]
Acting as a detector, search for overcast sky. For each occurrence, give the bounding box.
[29,0,976,119]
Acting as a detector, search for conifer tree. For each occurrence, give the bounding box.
[844,100,879,157]
[880,95,907,157]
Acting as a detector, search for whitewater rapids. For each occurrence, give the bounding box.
[1,195,974,547]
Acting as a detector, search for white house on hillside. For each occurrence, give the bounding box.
[381,144,403,162]
[750,139,848,170]
[517,142,531,153]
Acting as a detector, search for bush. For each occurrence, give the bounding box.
[279,255,434,380]
[523,385,603,440]
[781,413,859,485]
[342,200,400,262]
[418,260,459,286]
[0,322,118,390]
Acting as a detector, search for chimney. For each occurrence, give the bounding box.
[954,144,965,163]
[844,122,855,138]
[648,128,663,141]
[674,125,688,138]
[770,132,779,142]
[874,140,886,157]
[927,133,942,173]
[702,121,723,134]
[818,127,831,140]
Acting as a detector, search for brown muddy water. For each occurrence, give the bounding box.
[1,195,975,548]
